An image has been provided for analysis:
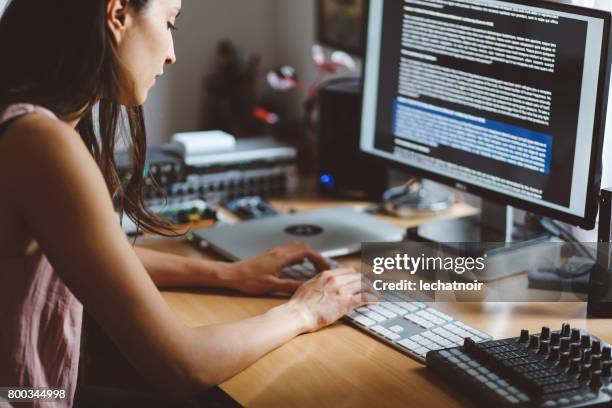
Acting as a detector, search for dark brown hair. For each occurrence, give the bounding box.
[0,0,175,235]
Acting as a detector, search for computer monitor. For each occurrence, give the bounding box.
[360,0,612,230]
[317,0,368,56]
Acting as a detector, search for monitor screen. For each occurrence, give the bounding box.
[360,0,612,228]
[317,0,368,55]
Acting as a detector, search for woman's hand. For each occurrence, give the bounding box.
[289,268,378,333]
[222,241,331,295]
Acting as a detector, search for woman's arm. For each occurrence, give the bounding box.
[1,115,370,398]
[134,246,232,288]
[135,242,331,293]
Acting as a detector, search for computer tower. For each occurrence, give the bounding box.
[316,78,388,200]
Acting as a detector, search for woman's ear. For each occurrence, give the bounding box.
[107,0,131,43]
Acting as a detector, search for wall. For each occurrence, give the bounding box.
[270,0,363,122]
[145,0,280,145]
[269,0,318,119]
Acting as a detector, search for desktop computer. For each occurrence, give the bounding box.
[317,78,389,200]
[360,0,612,279]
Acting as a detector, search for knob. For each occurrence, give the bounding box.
[592,340,602,355]
[463,337,476,352]
[548,346,560,362]
[518,329,530,343]
[561,323,571,337]
[538,340,550,355]
[559,352,571,368]
[592,355,602,371]
[569,358,582,374]
[582,350,592,364]
[570,344,581,358]
[591,370,602,389]
[571,328,581,343]
[560,338,571,352]
[529,334,540,350]
[603,346,612,361]
[602,361,612,377]
[580,365,592,381]
[581,334,592,349]
[550,332,561,346]
[541,326,551,341]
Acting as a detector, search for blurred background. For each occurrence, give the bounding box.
[143,0,326,146]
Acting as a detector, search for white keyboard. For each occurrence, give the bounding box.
[281,260,492,362]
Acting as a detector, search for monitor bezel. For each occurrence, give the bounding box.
[359,0,612,230]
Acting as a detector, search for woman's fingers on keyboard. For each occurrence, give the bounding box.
[280,241,330,271]
[319,268,357,278]
[360,277,379,296]
[350,291,379,309]
[320,269,362,286]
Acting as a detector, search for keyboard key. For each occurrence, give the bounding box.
[405,315,434,329]
[411,335,428,345]
[371,325,389,336]
[506,396,519,404]
[346,310,362,320]
[422,332,436,340]
[416,310,445,325]
[517,394,529,402]
[438,340,453,348]
[385,333,401,341]
[354,315,376,327]
[432,328,452,337]
[444,323,462,334]
[484,381,498,390]
[495,388,509,397]
[389,325,405,333]
[369,305,397,319]
[397,339,419,350]
[398,302,420,312]
[450,335,463,344]
[457,330,472,338]
[430,334,445,344]
[427,308,454,322]
[365,311,387,323]
[381,302,408,315]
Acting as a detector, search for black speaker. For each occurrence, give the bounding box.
[317,78,388,200]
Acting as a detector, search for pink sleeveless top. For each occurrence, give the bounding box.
[0,104,83,408]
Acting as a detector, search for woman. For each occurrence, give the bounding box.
[0,0,372,406]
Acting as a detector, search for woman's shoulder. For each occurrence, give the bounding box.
[0,113,98,194]
[2,110,75,141]
[0,113,85,162]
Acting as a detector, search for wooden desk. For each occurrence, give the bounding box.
[138,197,612,408]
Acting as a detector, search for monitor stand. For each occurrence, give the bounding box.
[408,200,555,281]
